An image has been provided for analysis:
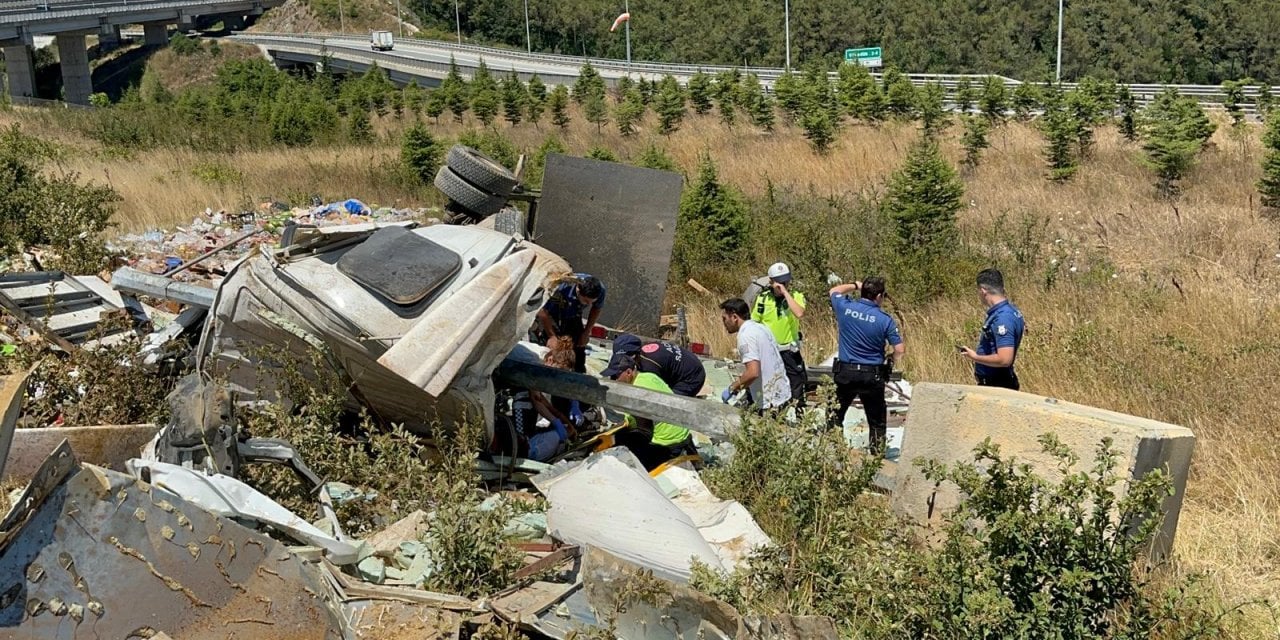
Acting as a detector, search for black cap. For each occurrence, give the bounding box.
[612,333,642,355]
[601,352,637,379]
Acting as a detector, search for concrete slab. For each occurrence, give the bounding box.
[891,383,1194,558]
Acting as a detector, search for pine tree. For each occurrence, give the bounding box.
[717,89,737,127]
[960,115,991,170]
[614,75,635,102]
[472,87,499,126]
[442,56,469,122]
[802,62,840,122]
[882,141,964,253]
[654,75,686,135]
[954,78,976,114]
[1041,88,1079,181]
[637,143,678,171]
[979,76,1008,123]
[347,108,373,144]
[882,66,916,119]
[549,84,571,128]
[1258,113,1280,209]
[1140,88,1216,196]
[390,90,404,118]
[1067,88,1103,158]
[801,107,836,154]
[773,71,804,122]
[688,70,713,115]
[587,145,619,162]
[401,123,442,184]
[1118,85,1138,141]
[528,74,547,104]
[615,89,644,137]
[584,92,608,133]
[501,73,525,126]
[573,61,604,104]
[1222,79,1246,128]
[1011,82,1042,121]
[526,134,567,188]
[403,81,425,117]
[838,63,875,118]
[857,83,887,122]
[1256,83,1274,118]
[743,73,774,131]
[917,82,948,140]
[526,77,547,128]
[675,154,749,275]
[472,59,496,95]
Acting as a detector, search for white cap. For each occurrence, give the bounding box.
[767,262,792,284]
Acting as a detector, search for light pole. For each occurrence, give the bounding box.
[623,0,631,66]
[338,0,345,33]
[524,0,531,52]
[1055,0,1064,82]
[454,0,461,43]
[396,0,403,37]
[783,0,791,70]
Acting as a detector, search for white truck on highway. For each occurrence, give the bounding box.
[370,30,394,51]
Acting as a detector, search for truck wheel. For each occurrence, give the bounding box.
[492,208,527,236]
[446,145,519,197]
[435,166,506,218]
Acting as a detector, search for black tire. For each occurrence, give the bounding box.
[435,166,506,218]
[446,145,519,197]
[492,208,527,236]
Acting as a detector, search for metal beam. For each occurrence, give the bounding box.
[110,268,217,309]
[494,357,740,441]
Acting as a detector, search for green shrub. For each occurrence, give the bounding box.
[401,123,443,186]
[190,160,244,185]
[673,154,749,279]
[0,125,118,272]
[456,128,519,169]
[168,32,200,56]
[694,411,1235,639]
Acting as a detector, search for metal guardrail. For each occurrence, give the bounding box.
[0,0,266,23]
[238,32,1277,114]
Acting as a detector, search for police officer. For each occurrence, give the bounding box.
[751,262,807,407]
[611,333,707,398]
[536,273,606,375]
[828,276,904,454]
[959,268,1025,390]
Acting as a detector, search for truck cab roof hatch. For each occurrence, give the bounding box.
[337,225,463,305]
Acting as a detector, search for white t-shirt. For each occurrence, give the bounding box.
[737,319,792,409]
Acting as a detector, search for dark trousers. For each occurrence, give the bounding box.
[829,362,888,454]
[780,349,807,408]
[615,429,695,471]
[976,369,1020,391]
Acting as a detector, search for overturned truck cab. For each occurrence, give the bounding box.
[198,221,569,433]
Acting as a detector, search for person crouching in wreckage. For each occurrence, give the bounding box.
[600,351,697,471]
[491,337,578,462]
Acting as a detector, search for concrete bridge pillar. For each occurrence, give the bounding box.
[143,23,168,47]
[2,44,36,99]
[98,24,123,50]
[55,34,92,105]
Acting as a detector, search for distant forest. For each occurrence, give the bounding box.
[409,0,1280,84]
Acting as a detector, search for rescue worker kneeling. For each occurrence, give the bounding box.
[600,352,697,471]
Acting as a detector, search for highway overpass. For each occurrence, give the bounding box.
[235,32,1275,114]
[0,0,283,103]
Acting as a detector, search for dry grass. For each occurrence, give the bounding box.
[3,101,1278,629]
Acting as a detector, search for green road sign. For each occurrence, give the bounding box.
[844,47,883,67]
